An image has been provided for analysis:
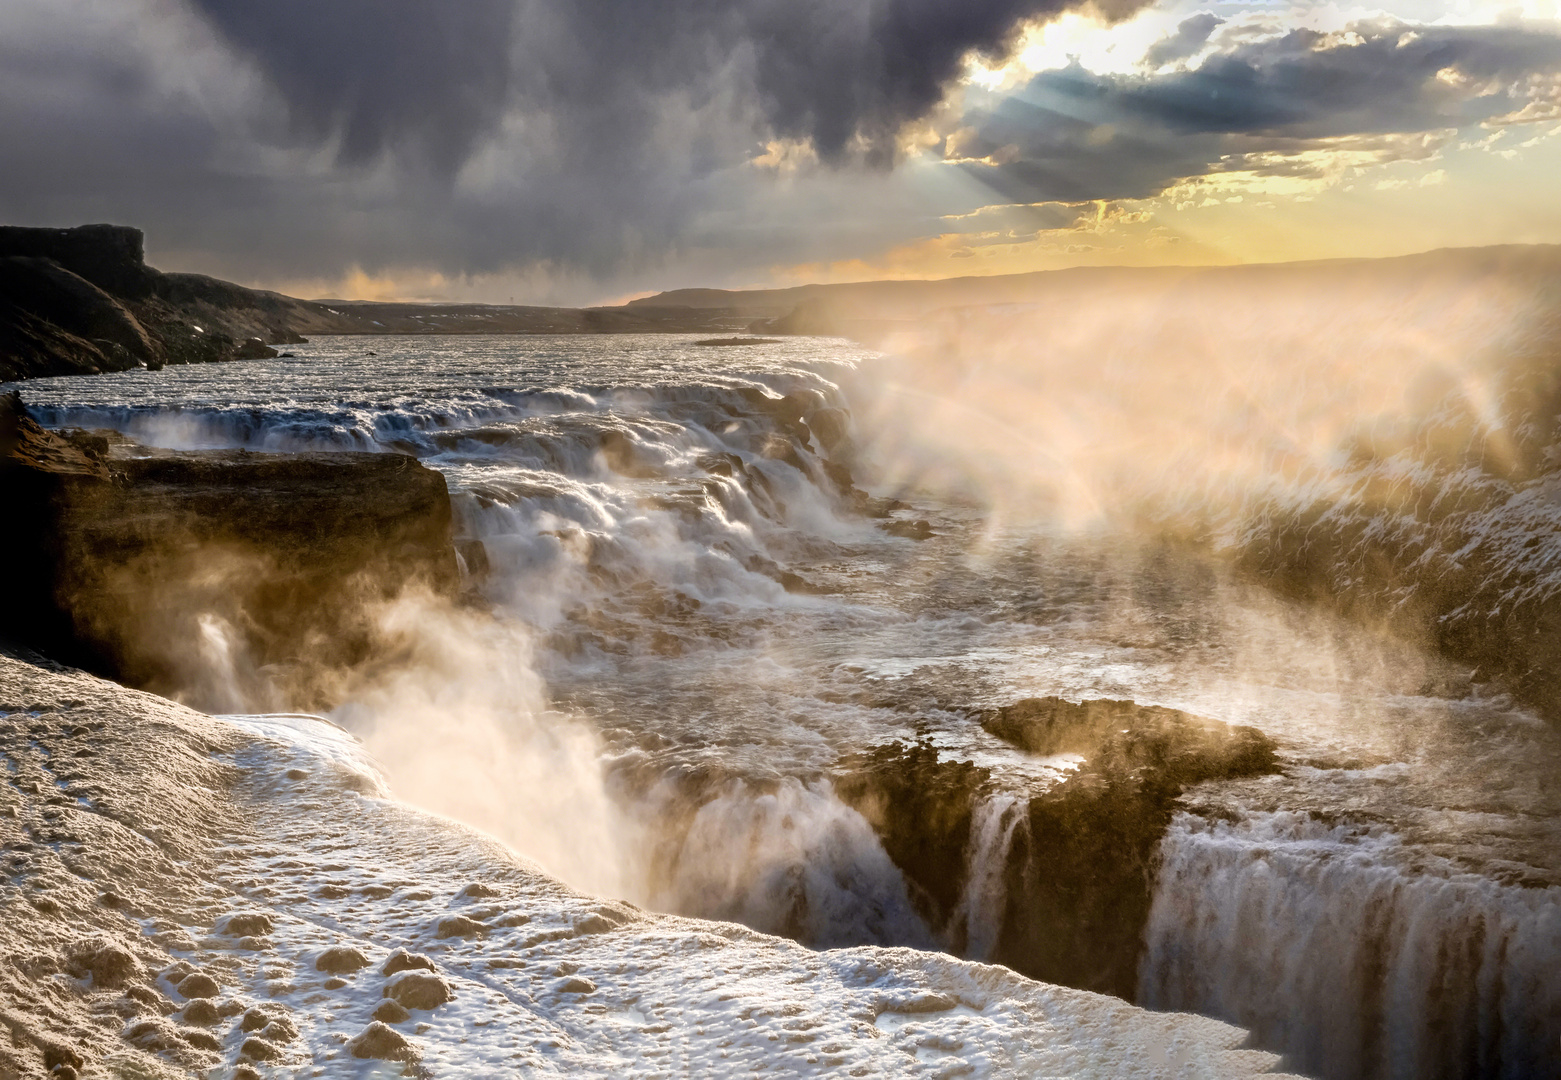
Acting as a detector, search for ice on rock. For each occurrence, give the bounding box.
[0,654,1296,1079]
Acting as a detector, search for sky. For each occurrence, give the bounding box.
[1,0,1558,304]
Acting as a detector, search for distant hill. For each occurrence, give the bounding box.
[8,225,1561,381]
[630,245,1561,337]
[0,225,751,381]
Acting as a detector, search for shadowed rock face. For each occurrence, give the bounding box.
[833,742,987,934]
[993,700,1278,999]
[1,393,459,709]
[0,226,308,380]
[0,224,156,299]
[835,699,1279,1001]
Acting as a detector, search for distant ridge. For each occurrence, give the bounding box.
[629,244,1561,325]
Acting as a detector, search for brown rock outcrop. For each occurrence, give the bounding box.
[1,392,459,709]
[834,699,1279,1002]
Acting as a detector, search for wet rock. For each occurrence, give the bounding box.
[315,946,370,974]
[233,337,279,361]
[838,700,1280,1002]
[834,742,990,932]
[124,1018,183,1052]
[316,884,352,899]
[348,1021,419,1062]
[1,417,461,710]
[232,1068,261,1080]
[435,914,485,939]
[180,999,219,1026]
[124,985,173,1015]
[174,972,219,999]
[996,700,1279,999]
[221,912,273,937]
[381,949,436,977]
[383,970,454,1011]
[239,1036,284,1062]
[880,518,934,541]
[260,1020,297,1044]
[557,976,597,994]
[178,1026,222,1052]
[64,937,141,989]
[373,1000,412,1024]
[240,1008,296,1040]
[285,768,310,781]
[458,882,502,899]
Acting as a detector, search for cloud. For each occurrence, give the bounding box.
[954,20,1561,205]
[3,2,1560,296]
[2,0,1159,295]
[188,0,517,171]
[1143,13,1223,70]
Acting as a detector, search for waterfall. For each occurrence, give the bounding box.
[956,792,1026,961]
[1139,811,1561,1080]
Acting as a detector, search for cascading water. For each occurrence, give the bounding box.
[1141,812,1561,1080]
[954,793,1026,962]
[11,330,1561,1077]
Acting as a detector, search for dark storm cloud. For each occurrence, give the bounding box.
[188,0,517,170]
[2,0,1161,290]
[187,0,1153,169]
[958,20,1561,203]
[1143,13,1222,69]
[5,1,1561,295]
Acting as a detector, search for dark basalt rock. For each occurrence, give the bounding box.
[232,337,279,360]
[833,742,989,934]
[0,224,156,299]
[0,257,158,370]
[835,699,1279,1003]
[993,698,1278,1000]
[880,518,933,541]
[0,226,325,380]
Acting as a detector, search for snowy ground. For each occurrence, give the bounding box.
[0,653,1298,1078]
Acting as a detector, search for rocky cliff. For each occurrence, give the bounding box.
[1,392,460,709]
[0,226,315,381]
[833,699,1278,1001]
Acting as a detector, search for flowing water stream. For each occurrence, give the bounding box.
[11,333,1561,1078]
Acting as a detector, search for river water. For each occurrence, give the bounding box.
[11,334,1561,1079]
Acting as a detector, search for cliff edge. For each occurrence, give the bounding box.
[1,392,459,709]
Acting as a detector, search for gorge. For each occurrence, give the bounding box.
[3,232,1560,1079]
